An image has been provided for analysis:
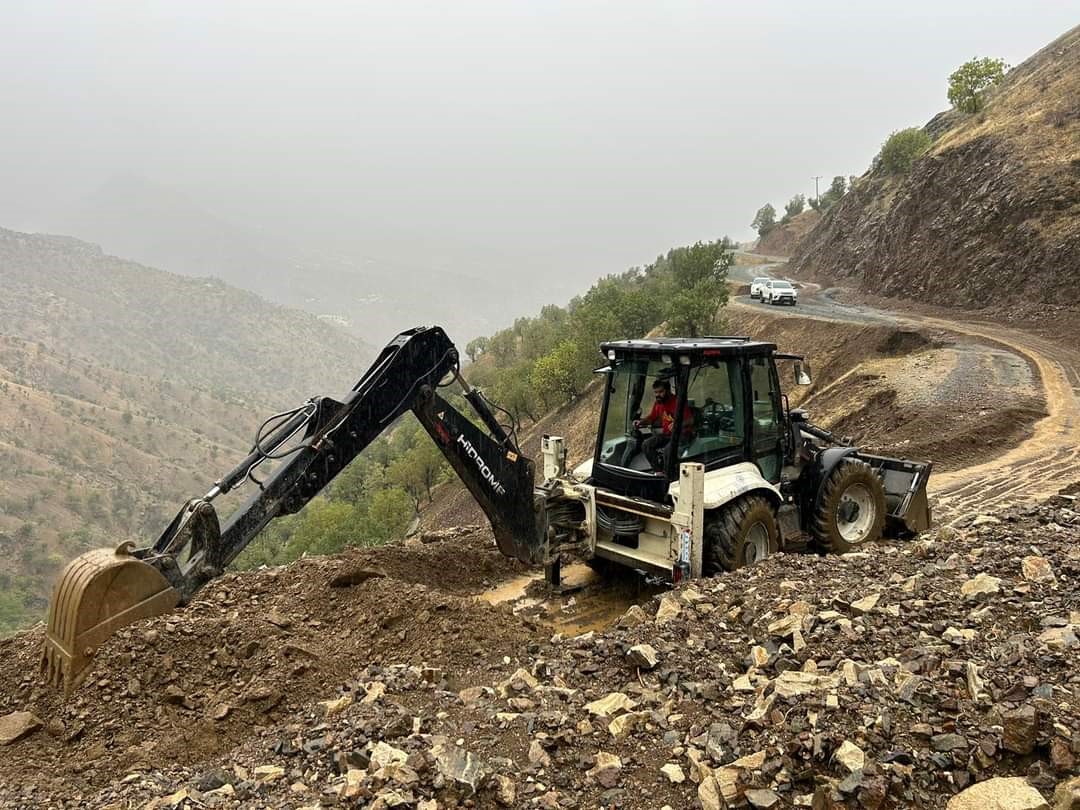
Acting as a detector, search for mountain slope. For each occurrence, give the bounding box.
[792,25,1080,309]
[0,228,373,632]
[1,228,370,403]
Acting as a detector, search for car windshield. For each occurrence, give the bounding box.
[771,281,793,289]
[753,278,768,284]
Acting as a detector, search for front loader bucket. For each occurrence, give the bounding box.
[42,544,180,694]
[855,453,933,536]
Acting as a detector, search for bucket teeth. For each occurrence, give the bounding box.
[41,545,180,694]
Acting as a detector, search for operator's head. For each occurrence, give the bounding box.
[653,380,671,401]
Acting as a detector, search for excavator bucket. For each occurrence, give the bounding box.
[41,544,180,694]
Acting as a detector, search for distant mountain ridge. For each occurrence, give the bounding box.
[0,226,374,633]
[1,227,371,404]
[791,25,1080,309]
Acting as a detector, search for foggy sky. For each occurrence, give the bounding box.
[3,2,1076,291]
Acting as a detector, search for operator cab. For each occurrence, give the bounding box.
[591,337,786,501]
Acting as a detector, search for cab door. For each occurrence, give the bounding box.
[748,356,784,482]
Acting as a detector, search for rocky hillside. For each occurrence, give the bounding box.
[0,497,1077,808]
[753,210,822,258]
[0,228,373,633]
[792,25,1080,310]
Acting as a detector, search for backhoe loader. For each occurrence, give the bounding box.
[42,326,931,693]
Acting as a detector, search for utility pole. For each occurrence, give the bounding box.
[811,176,823,206]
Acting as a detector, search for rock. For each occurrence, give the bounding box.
[253,765,285,784]
[656,595,682,623]
[1003,705,1039,755]
[747,788,781,808]
[370,742,408,770]
[1054,776,1080,809]
[961,573,1002,597]
[773,670,841,699]
[834,740,865,773]
[768,613,803,637]
[699,776,723,810]
[491,774,516,806]
[0,711,42,746]
[732,750,767,769]
[661,763,685,784]
[617,605,648,629]
[851,593,880,614]
[528,739,551,768]
[584,692,637,718]
[608,711,646,739]
[265,609,292,628]
[970,515,1001,527]
[966,661,986,701]
[1039,626,1079,651]
[749,645,771,668]
[433,741,484,793]
[931,734,968,752]
[503,667,539,694]
[459,686,492,706]
[362,681,387,704]
[945,777,1049,810]
[627,643,659,669]
[587,752,622,788]
[320,693,353,716]
[1022,556,1056,582]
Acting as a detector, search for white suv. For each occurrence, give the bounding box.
[749,277,770,299]
[763,279,798,306]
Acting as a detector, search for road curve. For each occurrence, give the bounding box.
[729,261,1080,523]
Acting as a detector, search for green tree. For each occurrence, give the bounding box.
[492,362,541,423]
[812,176,848,211]
[366,486,414,542]
[464,336,489,363]
[531,340,591,407]
[948,57,1008,114]
[877,128,932,174]
[751,204,777,236]
[781,194,806,223]
[663,241,733,337]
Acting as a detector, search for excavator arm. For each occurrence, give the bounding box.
[42,326,546,693]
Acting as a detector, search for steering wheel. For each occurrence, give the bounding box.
[702,401,736,433]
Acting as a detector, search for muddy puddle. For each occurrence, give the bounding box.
[479,562,666,636]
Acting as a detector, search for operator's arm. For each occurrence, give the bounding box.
[635,402,661,428]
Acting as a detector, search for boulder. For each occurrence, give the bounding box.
[0,712,42,746]
[945,777,1048,810]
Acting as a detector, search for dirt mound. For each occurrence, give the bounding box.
[791,25,1080,311]
[0,530,536,801]
[4,496,1077,808]
[753,209,822,258]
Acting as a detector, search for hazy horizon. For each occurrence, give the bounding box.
[4,3,1076,302]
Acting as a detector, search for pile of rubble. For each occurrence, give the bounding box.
[1,499,1078,808]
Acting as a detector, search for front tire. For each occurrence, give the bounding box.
[812,459,886,554]
[704,495,779,574]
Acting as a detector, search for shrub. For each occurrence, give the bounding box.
[878,128,932,174]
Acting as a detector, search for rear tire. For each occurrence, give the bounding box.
[703,495,779,574]
[812,459,886,554]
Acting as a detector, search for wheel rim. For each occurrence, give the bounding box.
[744,521,771,564]
[837,483,875,543]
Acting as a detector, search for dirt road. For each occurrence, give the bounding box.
[730,264,1080,523]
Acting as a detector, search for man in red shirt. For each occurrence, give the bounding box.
[634,379,693,473]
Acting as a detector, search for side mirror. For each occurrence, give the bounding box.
[794,361,812,386]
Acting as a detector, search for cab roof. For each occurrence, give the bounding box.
[600,337,777,359]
